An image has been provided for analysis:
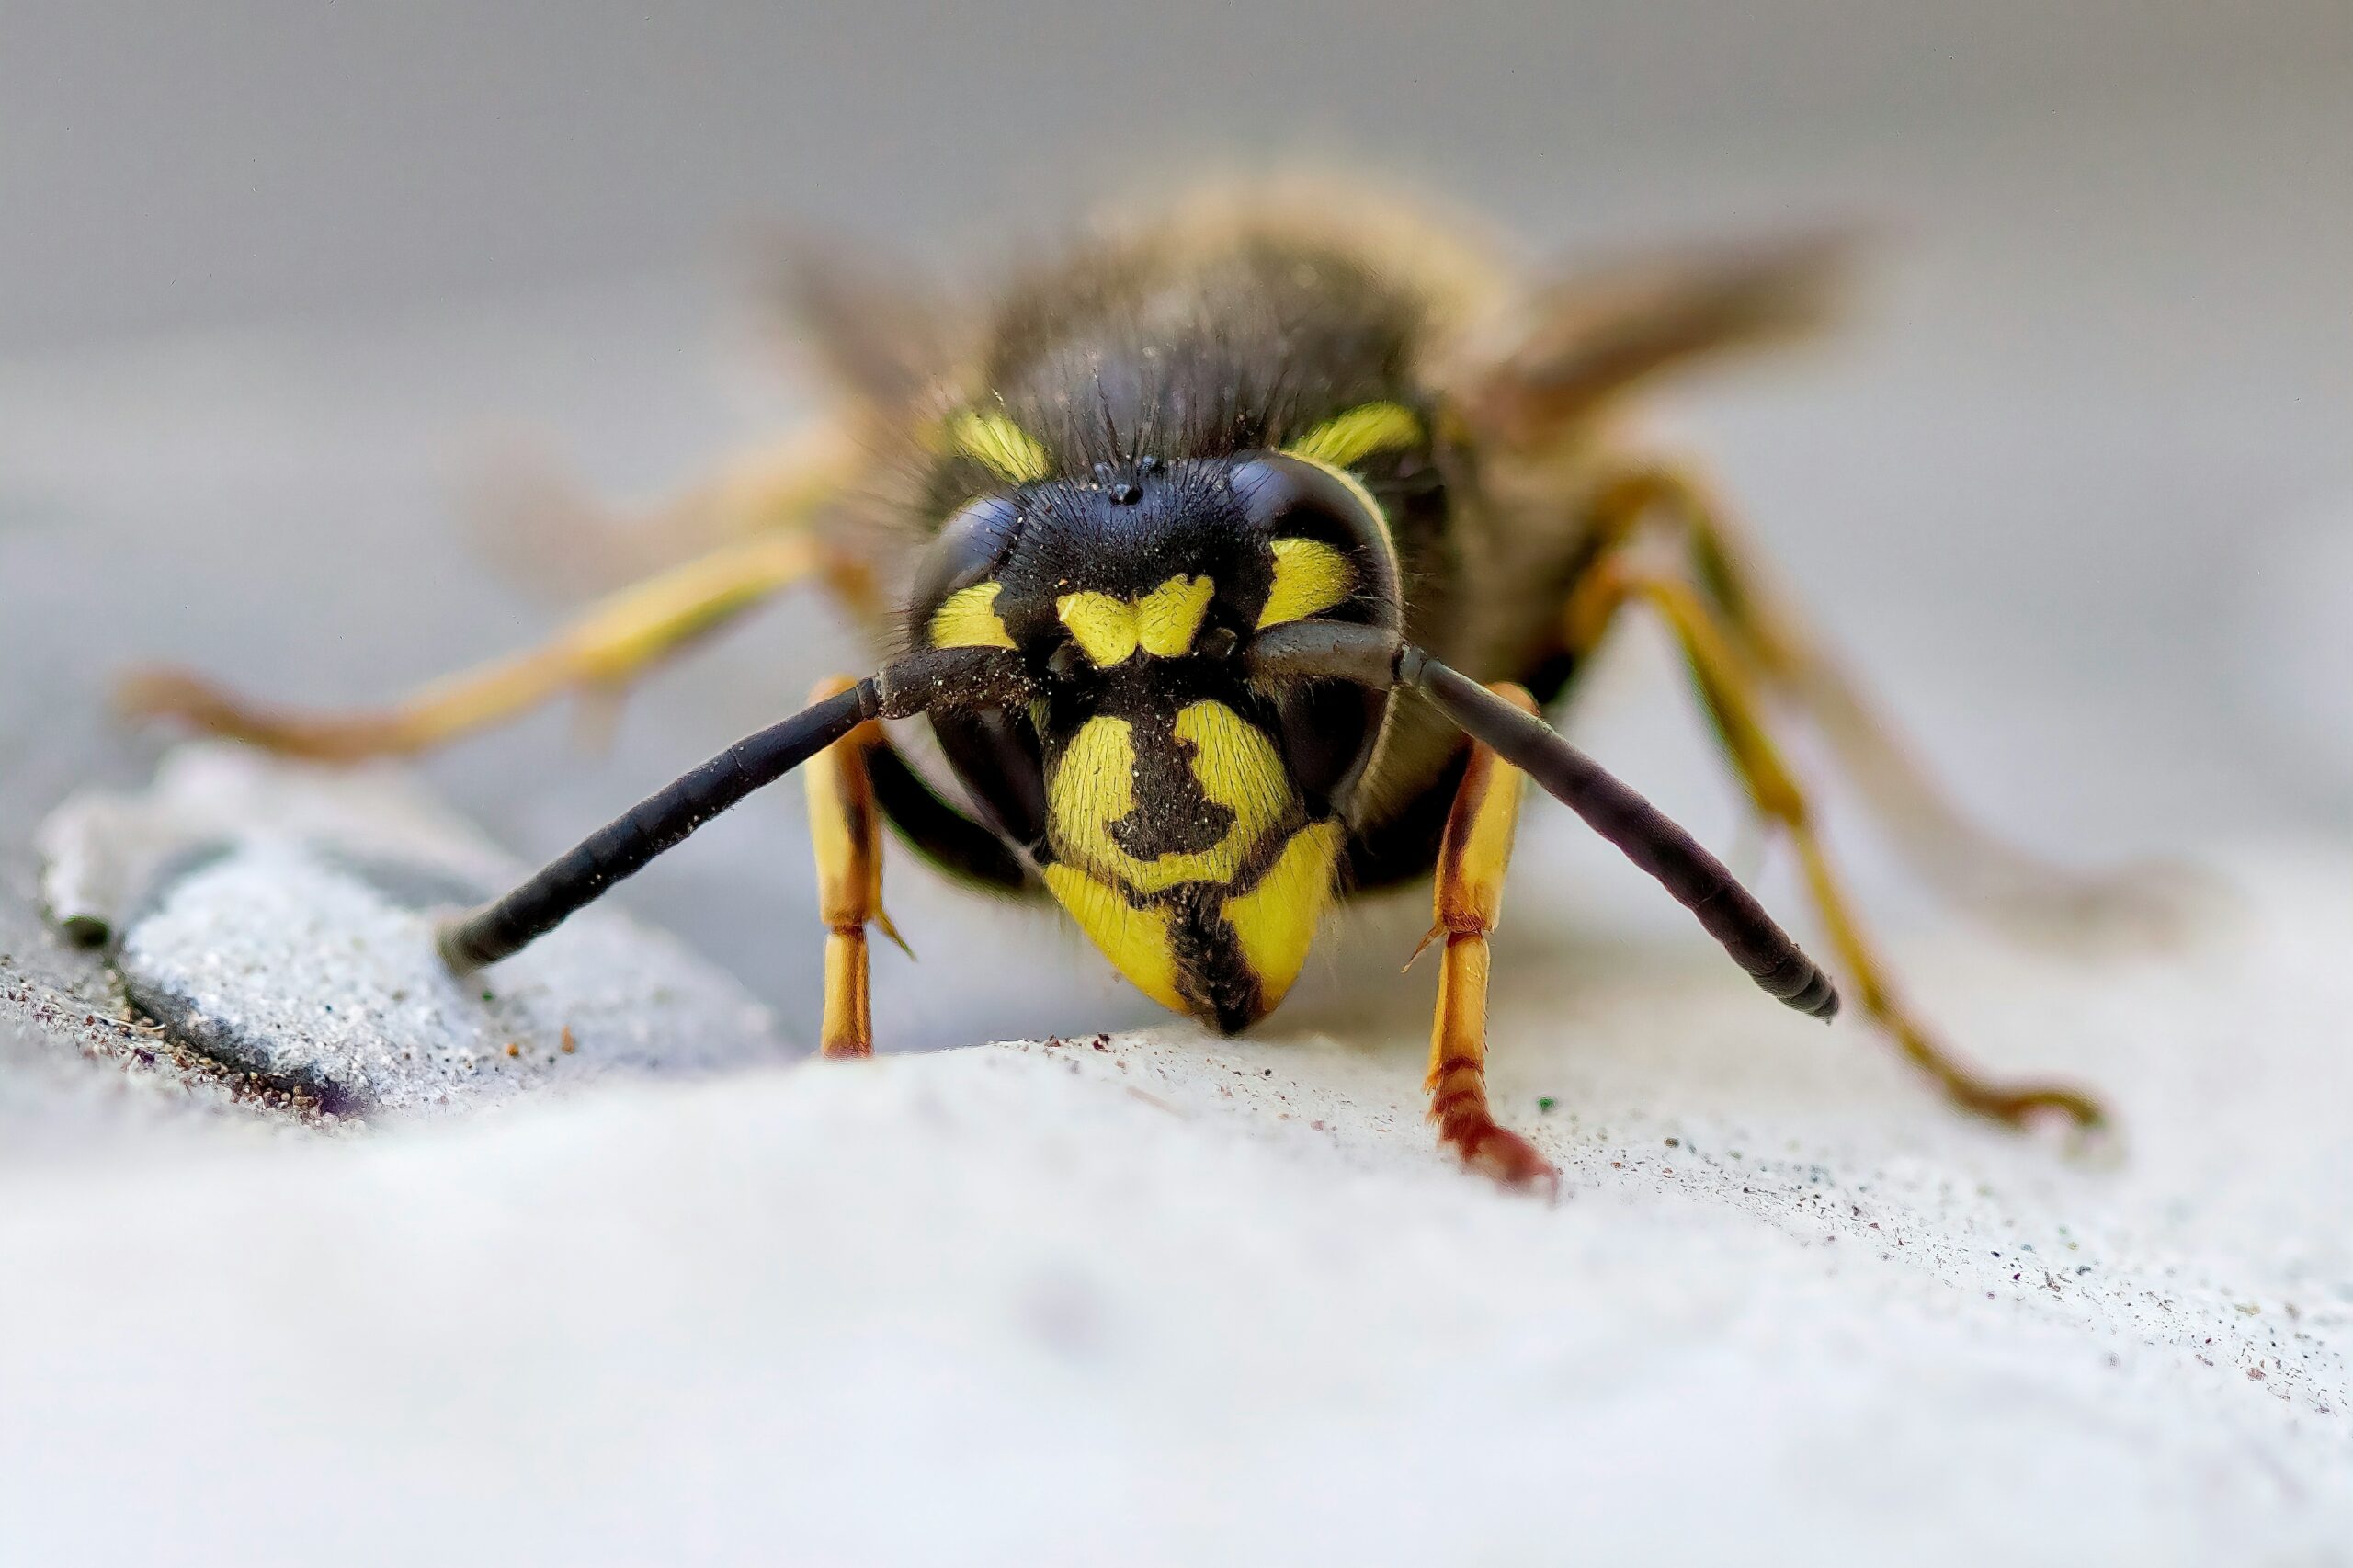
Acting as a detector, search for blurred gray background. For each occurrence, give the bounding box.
[5,0,2351,351]
[4,0,2351,1050]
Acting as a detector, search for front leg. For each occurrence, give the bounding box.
[804,676,908,1058]
[1417,682,1560,1194]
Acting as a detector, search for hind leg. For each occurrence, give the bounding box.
[1587,460,2145,928]
[1565,549,2105,1131]
[122,531,836,763]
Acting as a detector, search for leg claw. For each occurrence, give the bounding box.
[1439,1112,1562,1198]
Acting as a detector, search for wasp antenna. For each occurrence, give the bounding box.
[1245,621,1404,687]
[1407,653,1838,1020]
[438,648,1029,973]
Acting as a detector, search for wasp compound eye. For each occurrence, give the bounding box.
[1228,453,1402,631]
[911,494,1026,615]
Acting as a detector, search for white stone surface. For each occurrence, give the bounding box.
[2,841,2347,1565]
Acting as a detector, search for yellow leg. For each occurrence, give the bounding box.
[1588,460,2121,924]
[120,530,827,763]
[804,676,908,1059]
[474,423,870,608]
[1415,681,1559,1192]
[1566,554,2106,1131]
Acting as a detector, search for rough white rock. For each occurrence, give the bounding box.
[37,744,792,1114]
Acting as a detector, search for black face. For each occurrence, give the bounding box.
[908,449,1404,1027]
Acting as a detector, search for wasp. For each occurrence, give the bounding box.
[124,181,2107,1188]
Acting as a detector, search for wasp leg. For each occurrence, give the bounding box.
[804,676,910,1059]
[120,531,833,763]
[1588,461,2138,928]
[1565,555,2105,1131]
[474,424,871,608]
[1414,681,1561,1192]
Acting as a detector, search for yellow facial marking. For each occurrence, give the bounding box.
[1135,574,1215,657]
[928,581,1017,650]
[1284,402,1423,471]
[1055,591,1141,667]
[1042,864,1188,1012]
[1256,538,1356,628]
[1222,821,1345,1012]
[1046,703,1291,895]
[1054,576,1215,666]
[948,409,1050,485]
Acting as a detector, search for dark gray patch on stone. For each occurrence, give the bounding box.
[313,846,492,915]
[109,838,240,947]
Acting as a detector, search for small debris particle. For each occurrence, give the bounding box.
[1664,1137,1680,1147]
[560,1027,576,1054]
[1537,1096,1557,1113]
[481,990,495,1004]
[504,1042,520,1058]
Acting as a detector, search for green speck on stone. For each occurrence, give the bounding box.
[482,990,495,1004]
[1537,1096,1557,1113]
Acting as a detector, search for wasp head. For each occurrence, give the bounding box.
[908,426,1404,1029]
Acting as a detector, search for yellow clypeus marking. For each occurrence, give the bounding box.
[1135,574,1215,657]
[1046,703,1292,895]
[1055,575,1214,666]
[948,409,1051,485]
[1043,864,1188,1012]
[1256,538,1355,628]
[1222,821,1345,1013]
[1049,715,1142,871]
[1284,402,1423,471]
[1171,700,1291,878]
[928,580,1017,650]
